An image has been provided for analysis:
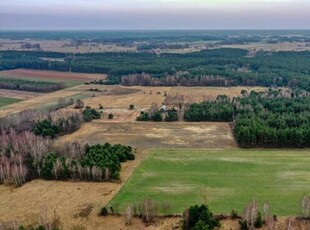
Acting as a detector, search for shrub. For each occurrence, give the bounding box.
[192,220,209,230]
[33,119,59,138]
[100,207,108,216]
[184,204,220,230]
[74,99,85,109]
[231,209,239,219]
[137,111,149,121]
[129,104,134,110]
[239,220,248,230]
[166,108,178,122]
[108,113,113,119]
[82,107,101,122]
[254,211,264,228]
[151,111,163,122]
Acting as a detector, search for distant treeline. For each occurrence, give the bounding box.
[0,78,65,93]
[184,91,310,148]
[1,49,310,91]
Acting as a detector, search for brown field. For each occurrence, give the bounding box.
[0,39,136,53]
[60,121,237,149]
[0,89,43,100]
[0,88,80,117]
[0,69,106,82]
[0,150,150,229]
[78,85,266,110]
[0,84,266,119]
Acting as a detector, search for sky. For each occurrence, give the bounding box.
[0,0,309,30]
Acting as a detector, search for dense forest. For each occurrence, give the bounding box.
[184,91,310,148]
[1,48,310,91]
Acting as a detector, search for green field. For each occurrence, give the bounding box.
[110,149,310,216]
[0,76,82,88]
[0,97,23,108]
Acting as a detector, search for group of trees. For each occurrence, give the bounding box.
[184,96,234,122]
[0,78,65,93]
[184,90,310,148]
[1,48,310,91]
[0,129,135,186]
[121,74,229,87]
[136,103,179,122]
[33,112,83,138]
[82,106,101,122]
[234,94,310,148]
[39,143,134,182]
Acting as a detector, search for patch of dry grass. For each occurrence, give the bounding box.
[60,121,237,149]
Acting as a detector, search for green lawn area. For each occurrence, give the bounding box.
[0,76,83,88]
[0,97,23,108]
[110,149,310,216]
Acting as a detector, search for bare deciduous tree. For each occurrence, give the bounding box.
[125,205,133,225]
[302,195,310,218]
[244,199,258,229]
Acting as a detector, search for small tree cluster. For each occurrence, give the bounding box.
[302,195,310,219]
[82,106,101,122]
[183,204,220,230]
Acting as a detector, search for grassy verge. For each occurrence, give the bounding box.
[110,149,310,216]
[0,97,23,108]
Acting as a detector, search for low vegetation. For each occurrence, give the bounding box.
[110,149,310,216]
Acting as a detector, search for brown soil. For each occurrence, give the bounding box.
[0,69,106,81]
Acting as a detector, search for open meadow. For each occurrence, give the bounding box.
[110,149,310,216]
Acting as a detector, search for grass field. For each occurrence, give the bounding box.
[0,96,23,108]
[0,69,105,87]
[110,149,310,216]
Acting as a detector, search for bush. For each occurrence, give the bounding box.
[129,104,134,110]
[184,204,220,230]
[33,119,59,138]
[231,209,239,219]
[192,220,209,230]
[83,107,101,122]
[136,111,149,121]
[108,113,113,119]
[254,211,264,228]
[74,99,85,109]
[239,220,248,230]
[166,108,178,121]
[100,207,108,216]
[151,111,163,122]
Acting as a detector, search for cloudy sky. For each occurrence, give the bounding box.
[0,0,309,30]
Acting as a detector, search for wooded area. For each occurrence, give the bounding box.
[1,49,310,91]
[184,91,310,148]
